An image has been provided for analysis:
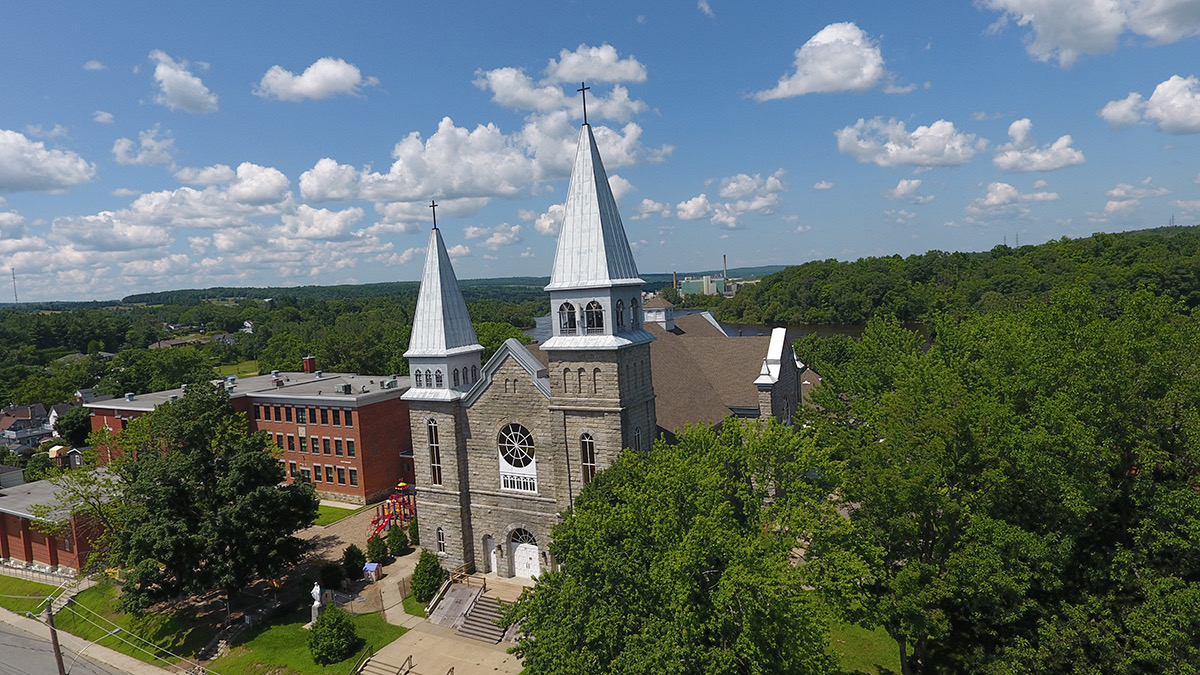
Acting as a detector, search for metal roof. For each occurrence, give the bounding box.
[545,124,643,292]
[405,227,482,358]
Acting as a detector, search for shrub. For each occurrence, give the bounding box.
[342,544,366,581]
[408,516,420,545]
[366,535,388,564]
[387,524,409,556]
[307,605,362,665]
[319,562,345,590]
[411,550,448,603]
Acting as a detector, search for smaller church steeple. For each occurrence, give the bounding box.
[403,208,483,401]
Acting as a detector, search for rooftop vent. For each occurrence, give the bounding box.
[124,392,135,401]
[169,395,179,402]
[271,370,280,377]
[314,370,323,379]
[337,383,352,395]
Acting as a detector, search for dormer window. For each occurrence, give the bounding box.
[415,371,423,387]
[559,302,577,335]
[453,369,460,387]
[435,370,444,387]
[631,298,641,328]
[585,301,605,334]
[615,299,625,329]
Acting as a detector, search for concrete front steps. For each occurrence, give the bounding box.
[456,595,506,643]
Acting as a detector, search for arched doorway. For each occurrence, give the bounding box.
[510,528,539,578]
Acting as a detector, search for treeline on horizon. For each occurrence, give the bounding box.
[686,224,1200,325]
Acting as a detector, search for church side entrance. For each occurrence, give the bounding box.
[511,529,539,578]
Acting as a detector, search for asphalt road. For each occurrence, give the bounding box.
[0,620,126,675]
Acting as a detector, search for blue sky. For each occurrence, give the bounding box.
[2,1,1199,302]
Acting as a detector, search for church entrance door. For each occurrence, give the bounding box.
[484,535,496,574]
[510,529,539,578]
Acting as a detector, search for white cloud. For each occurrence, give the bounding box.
[0,210,26,238]
[1100,75,1200,133]
[836,118,985,168]
[24,124,68,139]
[111,188,141,197]
[543,44,648,84]
[884,208,917,222]
[51,212,172,251]
[630,198,671,220]
[83,60,106,71]
[149,50,218,113]
[1173,199,1200,213]
[992,118,1085,171]
[534,203,565,235]
[753,23,897,100]
[965,181,1059,221]
[813,180,834,190]
[1102,179,1169,217]
[278,204,364,240]
[446,244,470,259]
[92,110,114,124]
[300,157,360,202]
[698,0,714,17]
[255,57,378,101]
[981,0,1200,67]
[175,164,237,186]
[226,162,290,205]
[0,129,96,193]
[676,170,786,229]
[887,179,935,204]
[112,125,175,166]
[464,222,522,250]
[607,174,636,203]
[472,67,566,112]
[676,194,714,220]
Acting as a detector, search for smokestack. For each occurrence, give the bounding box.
[303,355,317,374]
[723,255,728,282]
[673,271,677,288]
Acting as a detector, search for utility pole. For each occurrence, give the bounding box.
[44,600,67,675]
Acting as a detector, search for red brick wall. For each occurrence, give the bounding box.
[0,512,94,572]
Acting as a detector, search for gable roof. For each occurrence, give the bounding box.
[545,124,643,292]
[406,226,482,358]
[464,338,552,406]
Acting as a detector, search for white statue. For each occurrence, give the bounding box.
[311,582,322,606]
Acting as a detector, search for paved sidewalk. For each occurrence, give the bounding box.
[372,620,523,675]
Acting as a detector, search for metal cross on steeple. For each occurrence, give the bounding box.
[429,199,438,229]
[578,81,590,126]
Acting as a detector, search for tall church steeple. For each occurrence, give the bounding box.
[403,206,483,401]
[542,118,653,351]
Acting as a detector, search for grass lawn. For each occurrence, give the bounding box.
[0,575,58,615]
[215,360,259,377]
[401,594,426,617]
[210,607,405,675]
[313,503,367,527]
[51,582,213,669]
[830,621,900,674]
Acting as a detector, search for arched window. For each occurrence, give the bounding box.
[424,370,432,387]
[577,368,584,394]
[634,426,642,453]
[415,370,423,387]
[435,370,443,387]
[436,527,446,554]
[585,300,604,334]
[498,423,537,492]
[453,369,460,387]
[631,298,641,328]
[615,299,625,329]
[782,396,791,426]
[558,302,577,335]
[593,367,600,394]
[563,368,571,394]
[580,433,596,484]
[427,419,442,486]
[471,365,478,383]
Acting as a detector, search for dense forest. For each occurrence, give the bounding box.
[694,225,1200,324]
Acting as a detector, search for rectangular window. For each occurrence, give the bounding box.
[309,407,317,424]
[285,406,293,422]
[274,405,281,421]
[346,440,355,457]
[312,465,321,482]
[254,405,261,420]
[337,467,345,485]
[287,435,295,452]
[332,409,341,426]
[299,437,307,453]
[297,408,306,425]
[275,433,284,448]
[323,438,331,455]
[429,421,443,486]
[288,461,296,478]
[320,408,328,425]
[335,439,343,456]
[325,466,334,483]
[344,410,352,427]
[349,468,358,486]
[301,468,311,483]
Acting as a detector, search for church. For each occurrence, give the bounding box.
[402,115,810,579]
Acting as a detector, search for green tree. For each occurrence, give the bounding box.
[410,550,446,603]
[54,405,93,448]
[386,525,409,557]
[111,383,318,614]
[408,517,420,546]
[23,452,56,481]
[343,544,366,581]
[504,420,836,675]
[473,321,533,363]
[366,535,388,564]
[307,605,362,665]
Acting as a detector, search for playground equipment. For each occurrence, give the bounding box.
[371,482,416,536]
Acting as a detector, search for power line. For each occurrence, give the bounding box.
[56,602,219,674]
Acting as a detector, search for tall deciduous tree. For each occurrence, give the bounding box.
[112,383,318,613]
[504,420,837,675]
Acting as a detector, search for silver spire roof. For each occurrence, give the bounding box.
[545,124,643,291]
[404,226,481,358]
